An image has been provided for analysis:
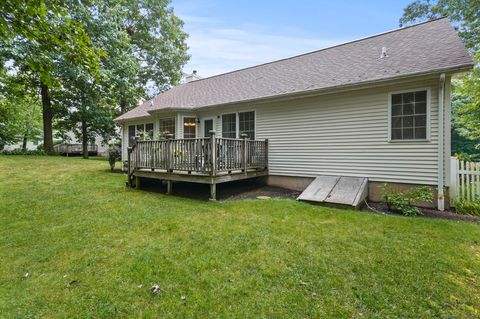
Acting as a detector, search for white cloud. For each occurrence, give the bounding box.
[179,14,345,78]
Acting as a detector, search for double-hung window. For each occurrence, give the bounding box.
[128,123,153,146]
[222,113,237,138]
[183,117,196,138]
[390,90,428,141]
[159,118,176,137]
[222,111,255,139]
[239,111,255,139]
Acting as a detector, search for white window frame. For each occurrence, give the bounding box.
[387,88,431,142]
[182,116,197,139]
[128,122,154,144]
[158,117,176,137]
[220,110,256,139]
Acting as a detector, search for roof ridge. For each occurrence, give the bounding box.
[181,17,449,84]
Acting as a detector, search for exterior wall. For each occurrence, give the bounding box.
[197,77,445,186]
[255,78,441,185]
[120,112,177,161]
[119,75,450,192]
[266,175,446,208]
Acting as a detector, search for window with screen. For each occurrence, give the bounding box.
[183,117,196,138]
[159,118,175,137]
[222,113,237,138]
[391,90,427,140]
[239,111,255,139]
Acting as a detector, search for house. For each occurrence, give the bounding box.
[3,130,109,156]
[54,131,109,156]
[115,18,473,209]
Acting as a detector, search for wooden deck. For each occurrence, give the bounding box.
[127,134,268,200]
[54,143,98,156]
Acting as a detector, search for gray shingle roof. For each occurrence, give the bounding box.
[117,18,472,121]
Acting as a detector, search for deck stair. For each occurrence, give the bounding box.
[297,175,368,210]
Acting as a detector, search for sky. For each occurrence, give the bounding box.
[172,0,414,78]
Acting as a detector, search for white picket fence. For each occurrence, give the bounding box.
[450,156,480,203]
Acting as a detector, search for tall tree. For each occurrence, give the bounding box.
[108,0,189,111]
[54,0,189,157]
[1,0,101,154]
[400,0,480,150]
[0,73,42,151]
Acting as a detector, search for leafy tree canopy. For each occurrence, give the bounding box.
[400,0,480,152]
[1,0,189,156]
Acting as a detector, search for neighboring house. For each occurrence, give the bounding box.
[115,18,473,209]
[4,131,109,156]
[60,131,109,156]
[3,139,41,151]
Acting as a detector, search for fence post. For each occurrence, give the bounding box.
[241,133,248,174]
[449,156,458,206]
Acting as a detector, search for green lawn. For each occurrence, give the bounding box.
[0,156,479,318]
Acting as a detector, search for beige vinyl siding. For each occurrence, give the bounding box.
[254,79,440,185]
[120,76,447,185]
[196,78,441,185]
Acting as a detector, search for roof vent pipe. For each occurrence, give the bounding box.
[380,47,388,58]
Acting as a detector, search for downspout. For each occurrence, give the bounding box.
[438,73,445,211]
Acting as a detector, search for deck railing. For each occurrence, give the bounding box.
[127,134,268,181]
[54,143,98,155]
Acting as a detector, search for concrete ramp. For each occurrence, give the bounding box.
[297,175,368,209]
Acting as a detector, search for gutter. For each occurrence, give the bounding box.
[438,73,446,211]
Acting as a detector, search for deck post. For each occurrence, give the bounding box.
[127,147,132,186]
[210,130,216,176]
[210,183,217,201]
[241,133,248,175]
[166,180,172,194]
[166,133,173,173]
[135,176,141,189]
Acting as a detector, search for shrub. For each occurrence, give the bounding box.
[380,183,433,216]
[454,198,480,216]
[108,146,121,171]
[0,149,46,156]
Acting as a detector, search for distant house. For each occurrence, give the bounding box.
[4,131,109,156]
[115,18,473,209]
[3,139,41,151]
[55,131,109,156]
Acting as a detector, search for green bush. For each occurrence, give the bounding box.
[0,149,47,156]
[380,183,433,216]
[108,146,121,171]
[454,198,480,216]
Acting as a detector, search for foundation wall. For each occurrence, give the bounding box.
[266,175,449,209]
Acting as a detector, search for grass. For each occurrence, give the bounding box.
[0,156,479,318]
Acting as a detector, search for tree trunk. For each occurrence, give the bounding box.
[22,134,27,152]
[120,97,127,114]
[40,82,54,155]
[81,119,88,159]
